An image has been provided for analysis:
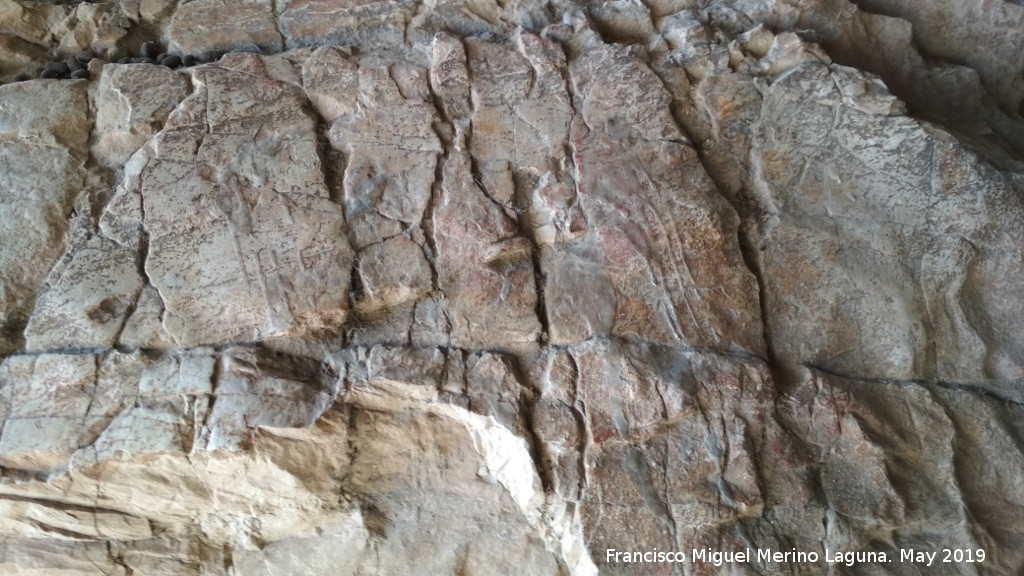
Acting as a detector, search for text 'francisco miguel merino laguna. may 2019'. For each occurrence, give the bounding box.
[605,547,987,568]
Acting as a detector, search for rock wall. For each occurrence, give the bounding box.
[0,0,1023,575]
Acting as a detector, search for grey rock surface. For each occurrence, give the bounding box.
[0,0,1022,575]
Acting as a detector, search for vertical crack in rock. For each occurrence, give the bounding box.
[512,354,555,495]
[566,351,593,505]
[197,349,225,451]
[270,0,288,51]
[420,39,460,347]
[419,141,445,308]
[130,171,173,349]
[650,58,777,358]
[428,32,541,351]
[307,97,347,207]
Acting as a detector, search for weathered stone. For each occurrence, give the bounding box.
[434,152,541,350]
[564,42,764,352]
[690,47,1024,383]
[464,350,524,433]
[364,344,445,388]
[542,246,616,343]
[0,80,89,356]
[277,0,411,50]
[92,63,190,168]
[406,0,517,42]
[0,353,97,474]
[721,0,1024,157]
[0,350,217,473]
[107,54,353,347]
[343,384,593,576]
[429,32,471,123]
[465,34,573,208]
[0,0,64,48]
[202,347,335,450]
[24,235,142,352]
[0,34,46,81]
[168,0,282,56]
[531,350,585,499]
[854,0,1024,117]
[328,60,442,248]
[74,350,216,464]
[300,46,358,122]
[118,286,175,348]
[353,235,432,315]
[120,0,177,23]
[0,1,1022,574]
[572,342,778,575]
[52,2,131,57]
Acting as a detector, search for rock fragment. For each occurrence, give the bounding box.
[561,42,764,352]
[103,53,353,347]
[168,0,281,55]
[91,62,190,168]
[0,80,89,356]
[23,236,142,352]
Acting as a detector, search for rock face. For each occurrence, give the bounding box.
[0,80,89,357]
[0,1,1023,575]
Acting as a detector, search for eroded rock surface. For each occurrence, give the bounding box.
[0,0,1023,575]
[0,79,89,356]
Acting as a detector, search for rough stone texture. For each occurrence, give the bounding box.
[684,37,1024,386]
[277,0,411,50]
[0,0,1023,575]
[23,235,142,351]
[0,33,46,80]
[91,63,190,169]
[102,52,355,347]
[0,80,89,357]
[168,0,282,56]
[51,1,131,56]
[565,40,763,351]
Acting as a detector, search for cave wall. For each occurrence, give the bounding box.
[0,0,1022,574]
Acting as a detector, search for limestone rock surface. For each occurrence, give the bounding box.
[0,0,1022,575]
